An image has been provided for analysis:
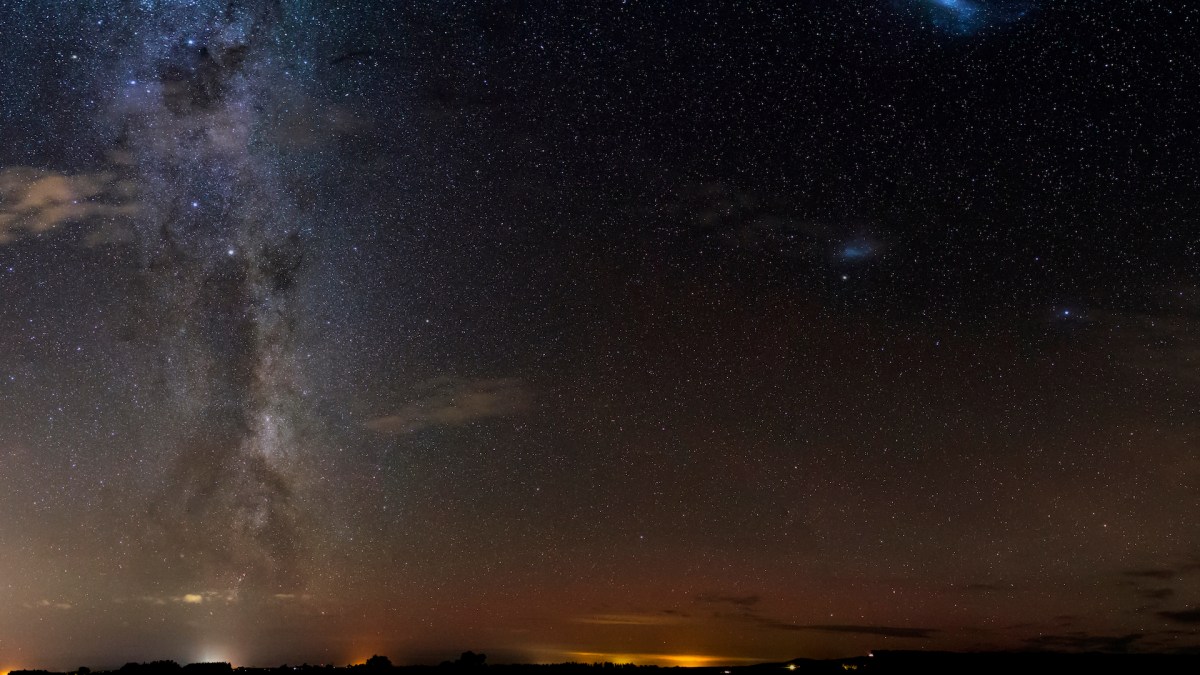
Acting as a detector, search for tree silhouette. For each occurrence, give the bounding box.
[456,652,486,668]
[363,656,392,671]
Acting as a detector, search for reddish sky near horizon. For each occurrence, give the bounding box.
[2,0,1200,670]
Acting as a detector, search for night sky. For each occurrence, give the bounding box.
[2,0,1200,669]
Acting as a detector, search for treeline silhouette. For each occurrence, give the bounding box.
[12,650,1200,675]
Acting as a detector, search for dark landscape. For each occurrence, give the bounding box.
[13,652,1200,675]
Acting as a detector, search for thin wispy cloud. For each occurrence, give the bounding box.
[695,593,761,607]
[367,377,534,434]
[0,167,139,244]
[1024,632,1145,652]
[792,624,937,639]
[23,599,72,611]
[1158,607,1200,624]
[1123,568,1176,580]
[719,607,936,639]
[573,613,685,626]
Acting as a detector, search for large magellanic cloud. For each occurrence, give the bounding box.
[908,0,1038,35]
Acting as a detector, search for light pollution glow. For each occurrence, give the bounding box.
[557,653,766,668]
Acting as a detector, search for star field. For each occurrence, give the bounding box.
[1,0,1200,670]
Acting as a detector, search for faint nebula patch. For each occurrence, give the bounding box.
[908,0,1038,35]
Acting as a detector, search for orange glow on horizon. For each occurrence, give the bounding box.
[561,651,764,668]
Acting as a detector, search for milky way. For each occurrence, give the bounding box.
[96,0,313,593]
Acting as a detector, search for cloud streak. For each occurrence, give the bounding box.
[791,624,937,639]
[724,609,936,639]
[1024,632,1145,652]
[0,167,138,244]
[367,377,534,434]
[1137,588,1175,601]
[696,593,761,607]
[1123,568,1177,580]
[22,599,72,611]
[1158,607,1200,624]
[573,613,686,626]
